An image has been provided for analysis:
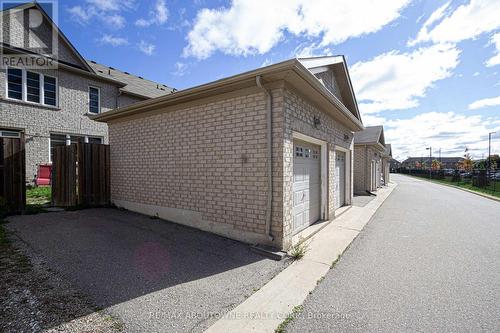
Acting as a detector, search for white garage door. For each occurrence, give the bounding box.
[376,161,381,188]
[334,151,346,209]
[293,140,321,234]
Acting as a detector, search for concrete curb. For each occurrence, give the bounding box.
[204,183,397,333]
[404,174,500,203]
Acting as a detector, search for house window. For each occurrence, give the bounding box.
[44,76,57,106]
[6,68,57,107]
[0,130,21,138]
[26,71,41,103]
[295,146,303,157]
[7,68,23,100]
[88,86,100,114]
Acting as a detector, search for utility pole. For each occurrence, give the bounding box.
[489,132,496,175]
[426,147,432,179]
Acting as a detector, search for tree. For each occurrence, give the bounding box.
[431,159,442,170]
[458,153,473,171]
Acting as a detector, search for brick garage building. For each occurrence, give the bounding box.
[94,57,364,250]
[353,126,387,194]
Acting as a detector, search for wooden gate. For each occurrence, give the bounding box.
[52,142,110,207]
[0,135,26,214]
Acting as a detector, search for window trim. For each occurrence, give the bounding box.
[6,67,23,101]
[5,67,59,107]
[0,130,21,138]
[88,86,101,114]
[26,70,41,104]
[43,74,58,107]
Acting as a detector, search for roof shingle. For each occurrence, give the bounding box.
[87,61,175,99]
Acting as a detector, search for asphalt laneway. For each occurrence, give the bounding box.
[288,174,500,332]
[6,208,289,333]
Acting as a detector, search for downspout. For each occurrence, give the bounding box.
[365,146,369,192]
[256,75,274,242]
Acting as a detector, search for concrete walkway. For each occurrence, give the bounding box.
[287,174,500,332]
[205,182,397,333]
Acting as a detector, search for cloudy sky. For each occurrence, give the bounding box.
[58,0,500,160]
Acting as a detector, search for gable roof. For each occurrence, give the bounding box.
[385,144,392,157]
[93,57,364,132]
[2,2,174,100]
[1,2,94,72]
[354,125,385,147]
[298,56,361,123]
[87,61,175,99]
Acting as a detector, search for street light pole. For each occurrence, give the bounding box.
[426,147,432,179]
[489,132,496,175]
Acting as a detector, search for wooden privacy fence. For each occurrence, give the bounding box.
[52,142,110,207]
[0,135,26,214]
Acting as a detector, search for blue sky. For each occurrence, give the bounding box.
[44,1,500,160]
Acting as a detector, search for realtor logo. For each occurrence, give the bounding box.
[0,0,58,69]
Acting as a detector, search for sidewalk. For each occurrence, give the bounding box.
[205,182,397,333]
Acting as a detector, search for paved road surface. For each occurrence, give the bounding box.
[288,174,500,332]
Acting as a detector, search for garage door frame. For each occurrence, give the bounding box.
[334,145,352,209]
[292,132,327,222]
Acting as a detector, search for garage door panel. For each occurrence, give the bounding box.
[293,140,321,234]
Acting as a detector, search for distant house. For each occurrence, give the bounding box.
[401,157,465,169]
[389,158,402,171]
[353,126,386,194]
[0,3,174,182]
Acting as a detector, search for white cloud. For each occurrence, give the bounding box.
[98,34,129,46]
[138,41,156,55]
[486,33,500,67]
[184,0,411,59]
[105,14,126,29]
[468,95,500,110]
[135,0,169,27]
[294,43,332,58]
[67,0,134,28]
[85,0,134,12]
[473,71,480,77]
[172,62,188,76]
[350,43,460,114]
[261,58,273,67]
[410,0,500,45]
[67,6,96,24]
[361,114,387,127]
[384,112,500,161]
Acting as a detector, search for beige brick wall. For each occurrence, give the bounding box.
[282,85,354,248]
[354,146,367,194]
[107,79,356,250]
[108,86,286,248]
[354,145,383,193]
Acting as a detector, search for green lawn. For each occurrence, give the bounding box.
[26,186,51,205]
[406,174,500,199]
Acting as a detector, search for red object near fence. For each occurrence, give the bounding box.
[35,164,52,186]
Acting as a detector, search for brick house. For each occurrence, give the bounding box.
[381,143,392,185]
[353,125,386,194]
[401,156,465,170]
[0,3,173,182]
[94,56,364,250]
